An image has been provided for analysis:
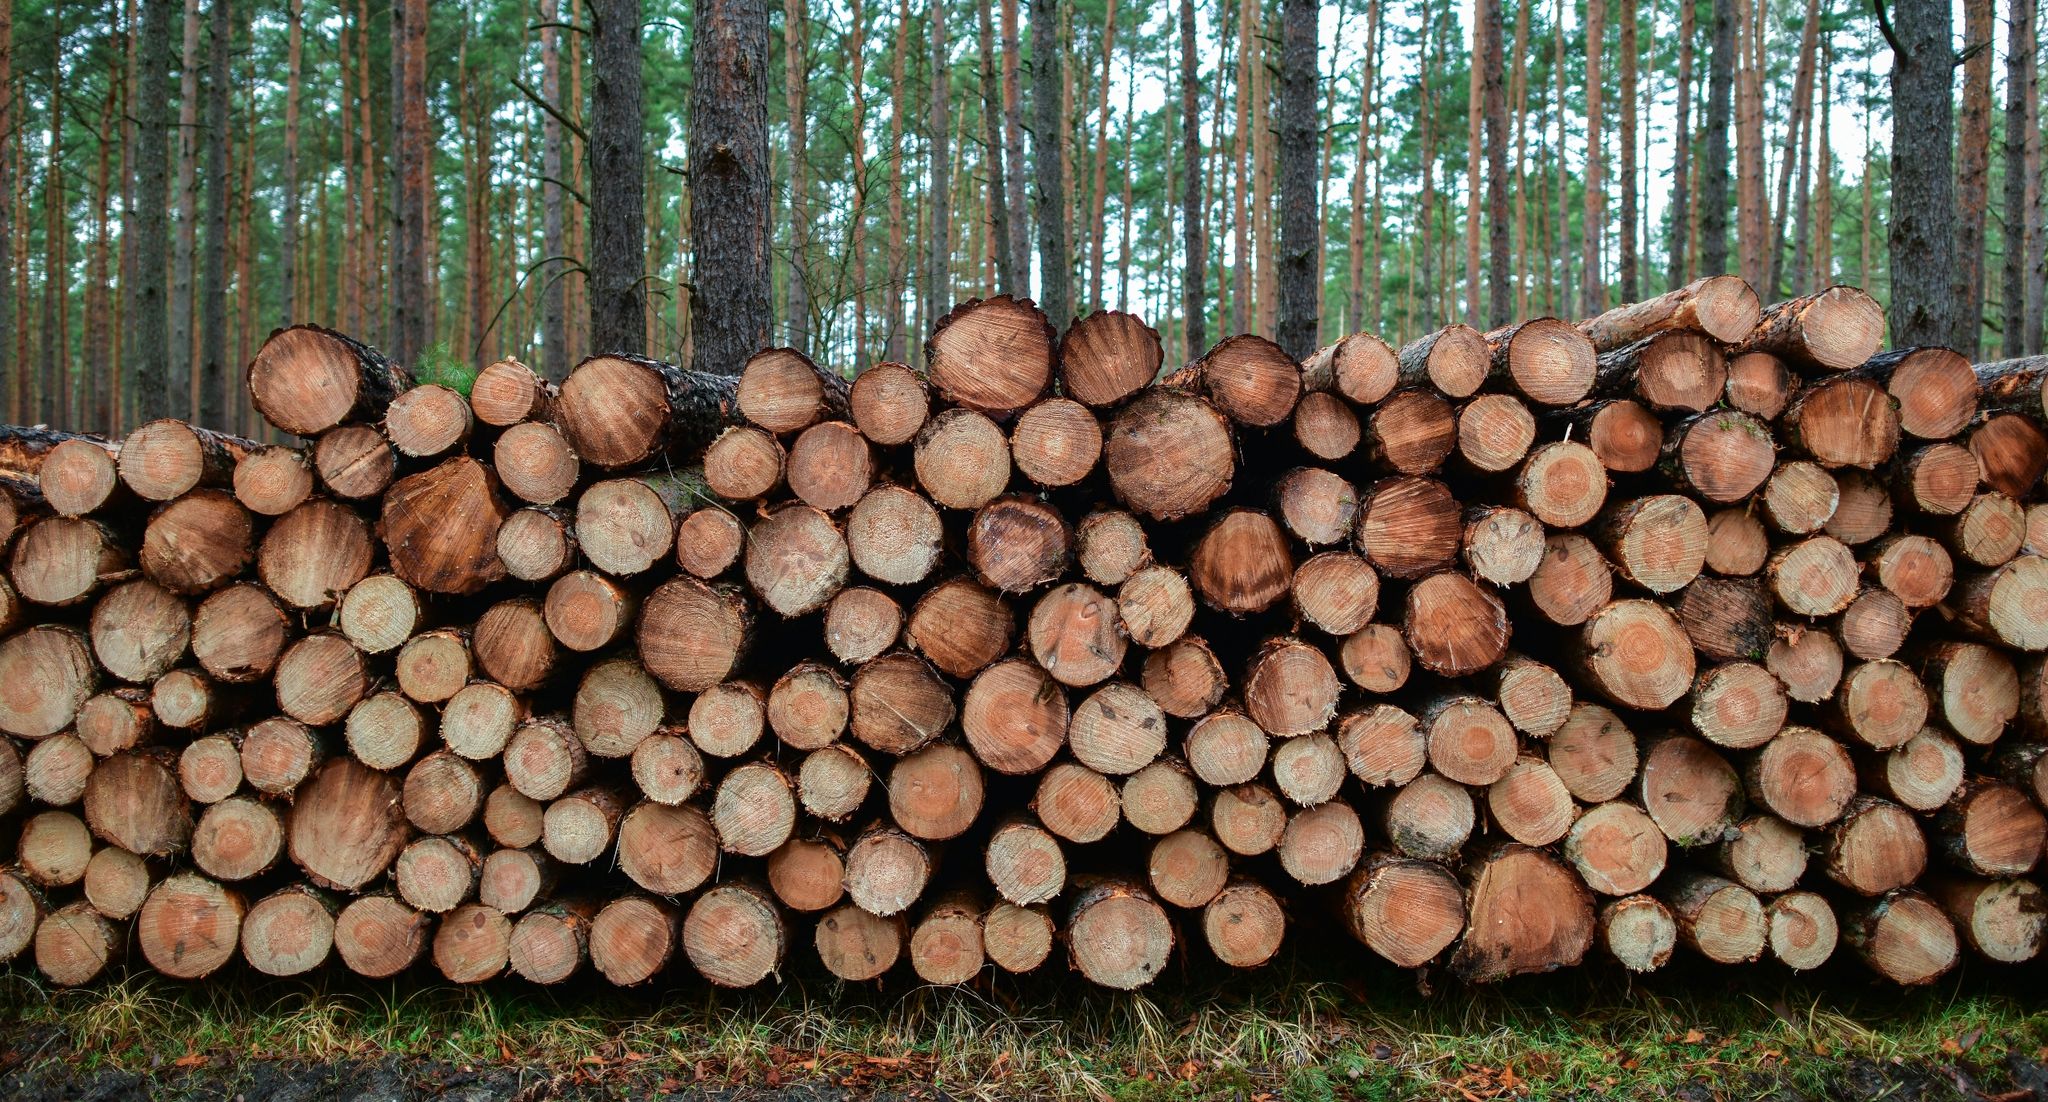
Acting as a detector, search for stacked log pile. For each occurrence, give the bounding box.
[2,278,2047,991]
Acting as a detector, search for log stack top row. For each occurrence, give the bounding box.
[1,274,2047,992]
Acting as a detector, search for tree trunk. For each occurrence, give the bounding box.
[39,31,66,427]
[1032,0,1069,328]
[192,0,228,428]
[171,0,201,413]
[1888,0,1959,346]
[0,0,11,423]
[783,0,809,351]
[1580,0,1606,316]
[882,0,911,361]
[1274,0,1317,359]
[130,0,174,420]
[590,0,646,355]
[2001,0,2040,357]
[1952,0,1992,353]
[538,0,567,378]
[1178,0,1205,357]
[1700,0,1734,275]
[1616,0,1638,302]
[926,1,951,335]
[1000,0,1028,296]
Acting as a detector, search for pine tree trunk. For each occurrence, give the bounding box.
[1465,6,1483,326]
[1764,0,1819,297]
[688,0,768,374]
[1701,0,1734,275]
[171,0,201,413]
[39,37,66,426]
[1952,0,1992,353]
[2001,0,2039,357]
[197,0,231,427]
[1274,0,1317,359]
[1581,0,1606,316]
[590,0,646,355]
[1031,0,1069,328]
[1483,0,1509,326]
[976,3,1013,297]
[1888,0,1959,346]
[0,0,11,424]
[538,0,567,377]
[279,0,301,327]
[1668,0,1694,287]
[1085,0,1117,311]
[1000,0,1029,297]
[882,0,911,361]
[1617,0,1638,303]
[1180,0,1206,356]
[926,1,951,335]
[781,0,809,351]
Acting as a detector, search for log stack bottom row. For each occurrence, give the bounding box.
[5,276,2048,990]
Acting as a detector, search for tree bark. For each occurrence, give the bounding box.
[1483,0,1509,326]
[200,0,231,424]
[2001,0,2041,357]
[926,0,951,335]
[1700,0,1734,276]
[1888,0,1960,346]
[783,0,809,351]
[591,0,646,355]
[1001,0,1029,296]
[1274,0,1317,359]
[1032,0,1069,328]
[1178,0,1205,357]
[1581,0,1606,316]
[1952,0,1992,353]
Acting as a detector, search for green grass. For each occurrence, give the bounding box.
[1,956,2043,1099]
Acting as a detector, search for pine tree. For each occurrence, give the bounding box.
[690,0,771,373]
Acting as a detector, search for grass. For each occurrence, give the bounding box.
[1,953,2044,1099]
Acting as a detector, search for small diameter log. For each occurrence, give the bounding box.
[1272,734,1347,807]
[1952,554,2048,651]
[704,426,785,501]
[1076,509,1151,585]
[745,503,850,617]
[638,578,750,692]
[431,903,513,983]
[1969,412,2048,497]
[20,812,93,886]
[137,872,245,979]
[36,902,120,986]
[1405,572,1511,677]
[1357,477,1460,580]
[1450,843,1595,982]
[240,717,321,795]
[76,689,154,757]
[1059,310,1164,406]
[1143,637,1229,717]
[394,628,471,704]
[256,499,374,611]
[962,659,1069,775]
[1784,376,1901,469]
[1740,285,1886,370]
[1340,624,1412,693]
[335,573,421,656]
[1486,757,1576,846]
[845,825,932,916]
[118,420,248,502]
[1012,398,1103,487]
[907,577,1015,678]
[140,490,255,595]
[1601,895,1679,973]
[1291,552,1380,635]
[1706,508,1771,575]
[1660,872,1766,963]
[1380,773,1475,860]
[926,295,1056,417]
[1027,583,1126,689]
[738,346,851,434]
[1765,890,1840,971]
[1595,330,1728,412]
[1244,639,1340,738]
[577,476,690,578]
[25,734,92,806]
[1838,588,1911,660]
[617,802,717,896]
[1203,878,1287,968]
[554,353,740,469]
[505,716,589,800]
[241,885,337,976]
[1302,330,1400,404]
[1067,879,1174,989]
[910,893,986,985]
[10,517,128,606]
[1563,802,1668,895]
[675,507,745,579]
[962,496,1074,597]
[1866,728,1966,811]
[825,590,899,669]
[888,743,985,841]
[1186,710,1273,787]
[1636,736,1740,845]
[1931,877,2047,963]
[1920,641,2019,745]
[1828,659,1931,750]
[1341,855,1467,968]
[404,752,487,834]
[1104,389,1234,520]
[847,361,931,445]
[543,571,637,654]
[39,435,123,516]
[1164,333,1303,426]
[83,848,151,920]
[1148,829,1230,907]
[1768,626,1846,703]
[1188,509,1295,614]
[845,484,943,587]
[1275,467,1359,548]
[1527,533,1616,627]
[629,731,705,805]
[1946,491,2027,567]
[288,759,410,891]
[1571,600,1696,710]
[1761,462,1841,536]
[474,597,557,692]
[1581,275,1762,348]
[711,762,799,856]
[815,903,906,981]
[1685,661,1789,749]
[334,894,431,978]
[1295,391,1363,461]
[987,819,1067,905]
[1457,394,1537,473]
[90,579,189,684]
[1460,508,1545,590]
[1421,696,1518,786]
[248,326,411,436]
[766,662,849,750]
[468,359,552,426]
[493,422,580,506]
[82,749,191,856]
[1896,444,1981,517]
[914,408,1013,510]
[311,425,395,500]
[1746,726,1857,827]
[1670,411,1776,503]
[1277,801,1366,885]
[1516,441,1609,529]
[1336,704,1426,788]
[1843,891,1959,985]
[233,445,315,517]
[849,652,955,755]
[1211,782,1289,855]
[508,901,596,984]
[191,583,290,683]
[543,786,627,865]
[1034,762,1121,843]
[1938,780,2048,876]
[1828,796,1930,894]
[278,630,370,725]
[1597,495,1708,594]
[178,734,243,803]
[1118,565,1196,648]
[1397,324,1492,397]
[788,422,874,512]
[1827,471,1895,544]
[394,835,483,913]
[1367,389,1460,474]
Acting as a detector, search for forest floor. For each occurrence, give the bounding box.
[0,950,2045,1101]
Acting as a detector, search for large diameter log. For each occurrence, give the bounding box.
[1783,376,1901,469]
[1059,310,1163,407]
[1669,411,1776,503]
[1952,555,2048,651]
[1739,285,1886,371]
[247,325,413,436]
[1366,389,1459,473]
[137,872,245,979]
[683,881,787,987]
[1596,330,1727,412]
[1404,572,1510,677]
[1828,796,1929,894]
[38,434,123,517]
[240,885,338,977]
[191,583,291,683]
[257,499,374,611]
[1449,844,1595,982]
[1843,891,1958,985]
[311,425,395,500]
[379,458,510,595]
[618,803,717,895]
[119,419,249,501]
[1203,879,1287,968]
[1456,394,1536,473]
[1600,895,1679,973]
[555,353,740,469]
[1766,890,1839,971]
[82,749,191,856]
[909,893,987,984]
[1571,600,1696,710]
[907,577,1016,678]
[1103,389,1234,520]
[787,422,874,511]
[35,902,120,986]
[1746,727,1857,827]
[1067,879,1174,990]
[10,516,128,606]
[638,579,748,693]
[1636,736,1741,845]
[1486,317,1598,405]
[1660,872,1766,963]
[89,580,188,684]
[1937,780,2048,876]
[1548,703,1640,803]
[1563,802,1668,895]
[1853,347,1980,440]
[815,903,906,981]
[1295,391,1364,461]
[1579,274,1762,348]
[1340,855,1466,967]
[287,759,410,892]
[926,295,1056,417]
[847,361,930,445]
[334,894,431,978]
[1930,877,2047,963]
[1969,413,2048,497]
[1147,829,1228,907]
[1164,333,1302,426]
